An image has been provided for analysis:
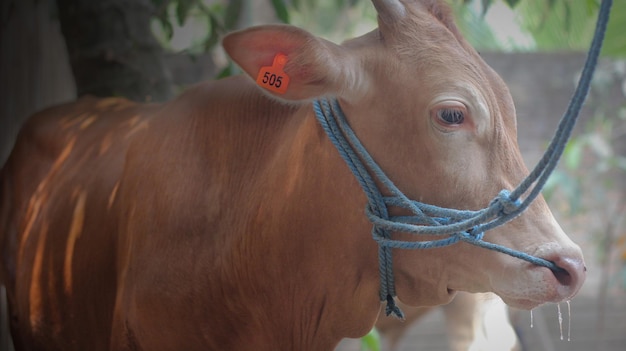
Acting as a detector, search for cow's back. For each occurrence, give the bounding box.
[0,95,158,350]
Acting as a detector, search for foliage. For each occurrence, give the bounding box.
[286,0,376,41]
[449,1,503,51]
[601,0,626,57]
[468,0,626,57]
[150,0,626,60]
[360,327,381,351]
[151,0,250,53]
[515,0,597,51]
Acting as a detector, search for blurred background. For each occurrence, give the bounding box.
[1,0,624,350]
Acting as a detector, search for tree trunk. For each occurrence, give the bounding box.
[0,0,76,166]
[56,0,173,102]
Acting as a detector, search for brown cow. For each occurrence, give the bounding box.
[0,0,585,350]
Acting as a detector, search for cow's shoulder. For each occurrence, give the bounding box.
[121,75,301,177]
[162,75,299,127]
[114,75,301,229]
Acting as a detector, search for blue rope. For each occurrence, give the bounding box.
[312,0,612,319]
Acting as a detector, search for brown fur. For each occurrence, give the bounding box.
[0,1,585,350]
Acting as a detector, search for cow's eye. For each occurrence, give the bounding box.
[437,108,465,125]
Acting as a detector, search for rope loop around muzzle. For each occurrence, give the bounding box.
[312,0,612,319]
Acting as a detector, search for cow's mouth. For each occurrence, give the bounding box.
[490,253,586,310]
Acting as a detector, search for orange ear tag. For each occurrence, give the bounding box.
[256,53,290,94]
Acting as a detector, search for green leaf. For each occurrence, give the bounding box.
[160,18,174,40]
[215,62,239,79]
[601,0,626,58]
[542,170,564,202]
[503,0,520,8]
[176,0,195,26]
[481,0,492,16]
[564,138,584,170]
[548,0,558,10]
[204,13,221,51]
[360,328,381,351]
[216,66,230,79]
[224,0,243,30]
[516,0,598,51]
[451,1,501,51]
[565,177,583,214]
[564,2,572,31]
[585,0,600,14]
[270,0,290,24]
[151,0,171,10]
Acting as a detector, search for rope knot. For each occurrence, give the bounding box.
[385,295,405,320]
[493,189,521,215]
[458,226,484,242]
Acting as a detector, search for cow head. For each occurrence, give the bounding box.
[223,0,585,310]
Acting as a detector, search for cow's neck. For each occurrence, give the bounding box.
[215,100,383,349]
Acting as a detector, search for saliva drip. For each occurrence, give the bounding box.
[557,303,563,340]
[530,302,572,341]
[566,300,571,341]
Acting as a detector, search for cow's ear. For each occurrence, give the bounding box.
[223,25,368,102]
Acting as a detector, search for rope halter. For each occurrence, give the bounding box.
[312,0,612,319]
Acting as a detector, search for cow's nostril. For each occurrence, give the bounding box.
[552,265,572,287]
[546,255,586,300]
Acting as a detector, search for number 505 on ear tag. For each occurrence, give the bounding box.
[256,53,290,94]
